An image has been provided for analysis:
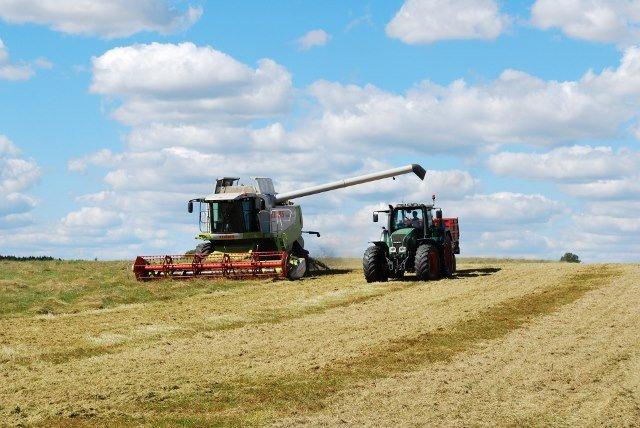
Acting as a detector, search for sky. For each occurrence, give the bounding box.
[1,0,640,262]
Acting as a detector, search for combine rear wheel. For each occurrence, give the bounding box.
[415,244,440,281]
[288,241,309,280]
[363,245,388,282]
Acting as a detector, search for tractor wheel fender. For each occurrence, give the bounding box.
[369,241,389,252]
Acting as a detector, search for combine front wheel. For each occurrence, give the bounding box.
[363,245,388,283]
[195,242,214,256]
[415,244,439,281]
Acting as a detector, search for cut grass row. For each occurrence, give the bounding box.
[0,258,550,317]
[78,265,621,426]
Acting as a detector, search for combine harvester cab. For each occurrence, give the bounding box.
[134,164,426,281]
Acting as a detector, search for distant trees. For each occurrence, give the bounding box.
[0,255,58,261]
[560,252,580,263]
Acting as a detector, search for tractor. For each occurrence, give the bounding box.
[362,198,460,282]
[133,164,426,280]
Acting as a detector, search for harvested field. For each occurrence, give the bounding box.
[0,259,638,426]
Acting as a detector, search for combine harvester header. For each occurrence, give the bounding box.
[133,164,426,280]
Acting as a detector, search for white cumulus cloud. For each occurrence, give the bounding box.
[296,29,330,50]
[488,145,640,181]
[301,47,640,153]
[386,0,509,44]
[90,42,293,125]
[0,135,41,229]
[0,0,202,38]
[0,38,33,80]
[532,0,640,45]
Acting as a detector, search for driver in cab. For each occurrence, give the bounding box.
[401,211,423,228]
[410,211,422,228]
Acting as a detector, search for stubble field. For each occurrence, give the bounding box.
[0,258,638,426]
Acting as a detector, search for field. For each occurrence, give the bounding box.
[0,258,639,426]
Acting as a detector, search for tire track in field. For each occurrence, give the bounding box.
[132,265,622,426]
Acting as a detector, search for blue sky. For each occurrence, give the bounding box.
[1,0,640,261]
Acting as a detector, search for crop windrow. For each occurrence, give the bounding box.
[109,265,622,426]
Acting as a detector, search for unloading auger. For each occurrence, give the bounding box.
[133,164,426,280]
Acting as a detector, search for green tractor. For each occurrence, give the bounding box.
[363,199,460,282]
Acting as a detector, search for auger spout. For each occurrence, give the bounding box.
[274,164,426,203]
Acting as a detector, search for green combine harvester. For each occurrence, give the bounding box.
[133,164,426,280]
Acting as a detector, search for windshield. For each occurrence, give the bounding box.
[209,198,259,233]
[392,208,424,231]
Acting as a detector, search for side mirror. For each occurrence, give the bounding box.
[436,210,443,220]
[373,213,379,222]
[188,201,194,213]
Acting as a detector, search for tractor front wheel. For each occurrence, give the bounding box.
[363,245,388,283]
[415,244,440,281]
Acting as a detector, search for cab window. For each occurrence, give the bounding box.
[392,208,424,231]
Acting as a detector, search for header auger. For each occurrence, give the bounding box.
[133,164,426,280]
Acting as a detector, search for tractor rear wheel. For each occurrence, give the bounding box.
[363,245,388,283]
[415,244,440,281]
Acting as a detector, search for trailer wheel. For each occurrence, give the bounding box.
[363,245,388,283]
[442,236,455,278]
[415,244,440,281]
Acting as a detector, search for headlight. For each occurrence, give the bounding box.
[389,246,397,253]
[399,246,407,253]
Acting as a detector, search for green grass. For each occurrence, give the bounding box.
[0,260,248,317]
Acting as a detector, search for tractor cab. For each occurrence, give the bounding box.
[389,204,433,233]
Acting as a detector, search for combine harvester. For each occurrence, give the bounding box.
[133,164,426,280]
